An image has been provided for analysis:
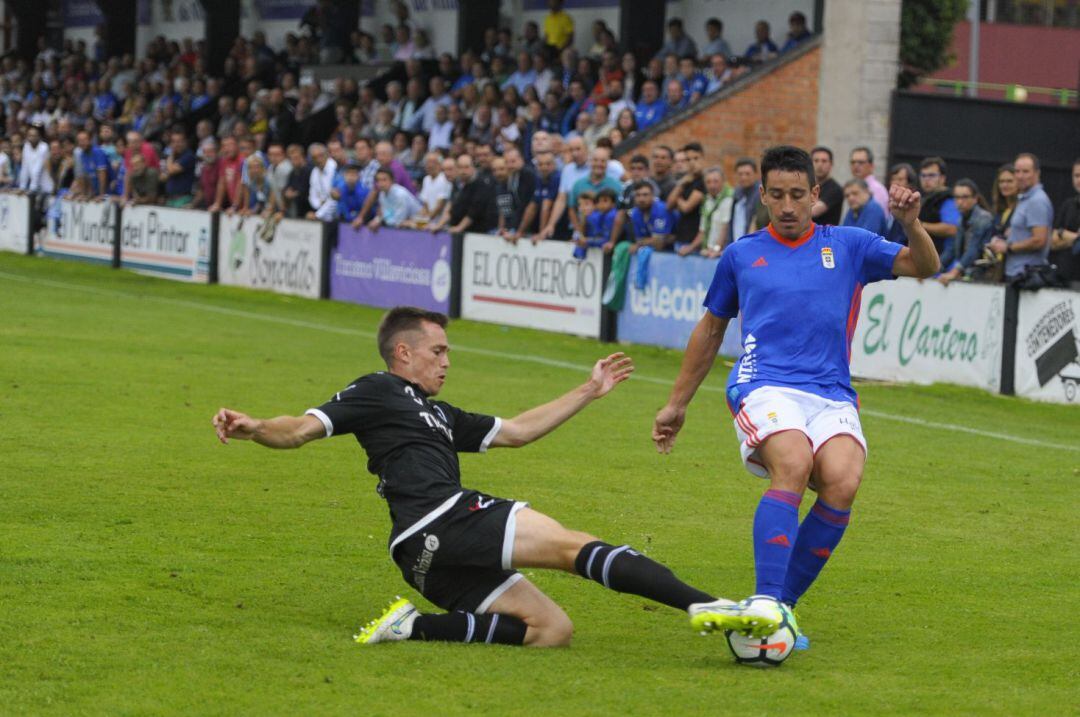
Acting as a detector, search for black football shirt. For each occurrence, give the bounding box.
[306,372,500,544]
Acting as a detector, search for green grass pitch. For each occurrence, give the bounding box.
[1,252,1077,716]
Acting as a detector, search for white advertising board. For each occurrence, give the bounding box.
[850,278,1005,392]
[37,198,117,266]
[461,233,603,338]
[0,192,32,254]
[119,205,211,283]
[217,214,325,299]
[1014,289,1080,404]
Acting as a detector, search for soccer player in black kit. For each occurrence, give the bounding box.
[212,307,778,647]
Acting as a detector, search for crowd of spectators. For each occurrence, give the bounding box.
[1,0,1076,285]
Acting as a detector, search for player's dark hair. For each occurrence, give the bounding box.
[375,167,395,181]
[631,180,654,194]
[578,190,597,203]
[735,157,757,171]
[630,154,649,167]
[954,178,990,210]
[920,156,947,176]
[810,145,833,162]
[888,162,917,188]
[682,141,704,155]
[597,187,618,202]
[378,307,449,366]
[654,145,674,160]
[760,145,814,189]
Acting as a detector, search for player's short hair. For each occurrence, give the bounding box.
[597,187,618,202]
[1015,152,1040,171]
[760,145,814,189]
[378,307,449,366]
[920,156,947,175]
[682,141,704,155]
[851,146,873,163]
[810,145,833,162]
[735,157,757,171]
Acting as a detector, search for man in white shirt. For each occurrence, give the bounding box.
[306,143,338,221]
[415,153,453,221]
[18,126,51,193]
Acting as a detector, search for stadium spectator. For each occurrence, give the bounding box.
[781,12,813,52]
[538,136,589,240]
[690,166,734,257]
[667,142,706,252]
[745,20,779,64]
[1049,159,1080,284]
[849,146,890,220]
[306,142,338,221]
[414,153,453,224]
[266,143,293,200]
[238,155,282,217]
[663,78,687,115]
[18,125,50,193]
[125,152,159,205]
[498,146,540,240]
[677,56,707,105]
[614,107,637,139]
[990,153,1053,278]
[938,179,995,285]
[656,18,698,61]
[283,144,312,218]
[627,180,675,253]
[531,150,562,241]
[73,128,109,199]
[885,163,918,244]
[543,0,575,51]
[209,136,245,212]
[582,104,612,150]
[702,18,734,59]
[705,53,734,94]
[650,146,677,199]
[634,80,666,131]
[368,167,423,230]
[335,163,370,227]
[730,157,762,240]
[162,132,196,207]
[841,179,887,235]
[569,146,622,238]
[811,146,843,225]
[193,140,220,210]
[439,154,497,234]
[917,157,960,254]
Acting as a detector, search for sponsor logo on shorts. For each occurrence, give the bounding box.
[838,415,859,432]
[413,533,441,593]
[424,534,440,551]
[767,411,778,424]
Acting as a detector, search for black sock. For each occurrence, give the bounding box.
[574,541,715,611]
[409,612,528,645]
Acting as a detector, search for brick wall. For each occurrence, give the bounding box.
[616,46,821,180]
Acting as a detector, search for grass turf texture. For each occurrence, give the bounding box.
[1,252,1077,716]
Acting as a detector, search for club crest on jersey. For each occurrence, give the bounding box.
[821,247,835,269]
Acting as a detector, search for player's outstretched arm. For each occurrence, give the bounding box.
[212,408,326,449]
[653,312,729,454]
[491,353,634,448]
[888,185,941,278]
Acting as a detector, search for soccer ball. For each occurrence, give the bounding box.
[725,596,797,667]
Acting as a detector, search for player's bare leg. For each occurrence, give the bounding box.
[510,507,780,637]
[484,576,575,647]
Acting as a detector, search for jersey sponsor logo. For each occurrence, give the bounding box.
[821,247,835,269]
[419,411,454,441]
[736,333,758,384]
[752,256,768,268]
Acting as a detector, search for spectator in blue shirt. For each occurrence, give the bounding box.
[918,156,962,255]
[573,187,619,259]
[93,78,118,121]
[74,129,110,198]
[560,79,588,137]
[702,17,733,59]
[634,80,667,131]
[841,179,888,236]
[781,12,813,53]
[664,79,687,115]
[334,163,371,227]
[744,20,779,64]
[628,181,676,253]
[503,51,537,95]
[677,56,708,104]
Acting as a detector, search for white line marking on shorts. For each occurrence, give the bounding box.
[3,269,1076,453]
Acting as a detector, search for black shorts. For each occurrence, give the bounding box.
[390,490,528,613]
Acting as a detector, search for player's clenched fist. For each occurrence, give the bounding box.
[888,184,922,226]
[212,408,259,444]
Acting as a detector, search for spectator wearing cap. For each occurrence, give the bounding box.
[990,152,1054,278]
[841,179,887,236]
[368,167,423,230]
[702,18,733,59]
[335,162,370,228]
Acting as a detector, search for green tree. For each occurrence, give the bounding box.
[898,0,970,88]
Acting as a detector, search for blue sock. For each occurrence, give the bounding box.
[753,489,802,599]
[781,500,851,606]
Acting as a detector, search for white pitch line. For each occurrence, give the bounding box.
[3,268,1077,453]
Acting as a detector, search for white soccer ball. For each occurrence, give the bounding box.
[725,596,797,667]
